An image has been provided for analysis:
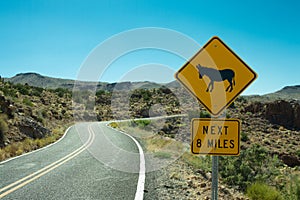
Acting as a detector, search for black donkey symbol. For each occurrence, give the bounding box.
[196,64,235,92]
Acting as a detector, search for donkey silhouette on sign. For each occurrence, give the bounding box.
[196,64,235,92]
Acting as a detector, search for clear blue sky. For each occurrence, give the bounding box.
[1,0,300,95]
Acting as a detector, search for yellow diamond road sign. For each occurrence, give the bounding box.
[175,36,257,115]
[192,118,240,155]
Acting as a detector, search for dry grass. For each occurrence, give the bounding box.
[109,120,186,160]
[181,152,211,171]
[0,125,69,162]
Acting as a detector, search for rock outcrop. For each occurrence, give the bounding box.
[279,153,300,168]
[0,94,16,118]
[18,117,51,139]
[245,100,300,130]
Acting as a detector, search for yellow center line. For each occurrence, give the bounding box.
[0,124,95,199]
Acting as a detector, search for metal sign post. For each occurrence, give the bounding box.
[211,156,218,200]
[211,113,224,200]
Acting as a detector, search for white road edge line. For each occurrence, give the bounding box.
[105,123,145,200]
[0,125,73,165]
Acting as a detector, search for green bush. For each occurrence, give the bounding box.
[200,111,211,118]
[15,83,29,95]
[1,85,17,98]
[30,86,44,97]
[219,144,282,191]
[23,98,33,106]
[140,89,152,101]
[134,119,151,128]
[188,110,211,120]
[226,113,231,118]
[109,122,119,129]
[241,131,249,142]
[287,175,300,200]
[96,90,106,96]
[182,153,211,171]
[54,88,71,98]
[247,182,283,200]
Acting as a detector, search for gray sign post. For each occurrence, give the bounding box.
[211,156,218,200]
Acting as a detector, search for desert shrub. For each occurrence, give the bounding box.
[131,119,151,128]
[23,138,33,152]
[96,90,106,96]
[5,143,20,156]
[37,116,46,126]
[200,111,211,118]
[246,182,283,200]
[109,122,119,129]
[23,98,33,106]
[182,152,212,171]
[131,89,152,101]
[296,150,300,158]
[1,84,17,98]
[229,102,235,108]
[41,109,48,118]
[188,110,211,120]
[15,83,29,95]
[219,144,282,191]
[138,119,151,127]
[0,149,5,160]
[286,175,300,200]
[140,89,152,101]
[52,127,64,135]
[226,112,231,118]
[144,135,175,153]
[236,96,247,103]
[241,131,249,142]
[54,88,71,98]
[30,86,43,97]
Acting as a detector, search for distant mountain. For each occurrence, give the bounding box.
[274,85,300,95]
[263,85,300,100]
[165,80,181,88]
[5,73,78,89]
[5,72,174,91]
[245,85,300,102]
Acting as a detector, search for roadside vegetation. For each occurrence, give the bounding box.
[109,118,186,162]
[0,126,68,161]
[109,116,300,200]
[1,75,300,199]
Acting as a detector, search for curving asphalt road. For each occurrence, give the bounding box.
[0,122,158,200]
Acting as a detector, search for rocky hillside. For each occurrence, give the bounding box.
[5,72,165,91]
[1,73,299,198]
[245,99,300,130]
[0,79,73,152]
[0,76,185,159]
